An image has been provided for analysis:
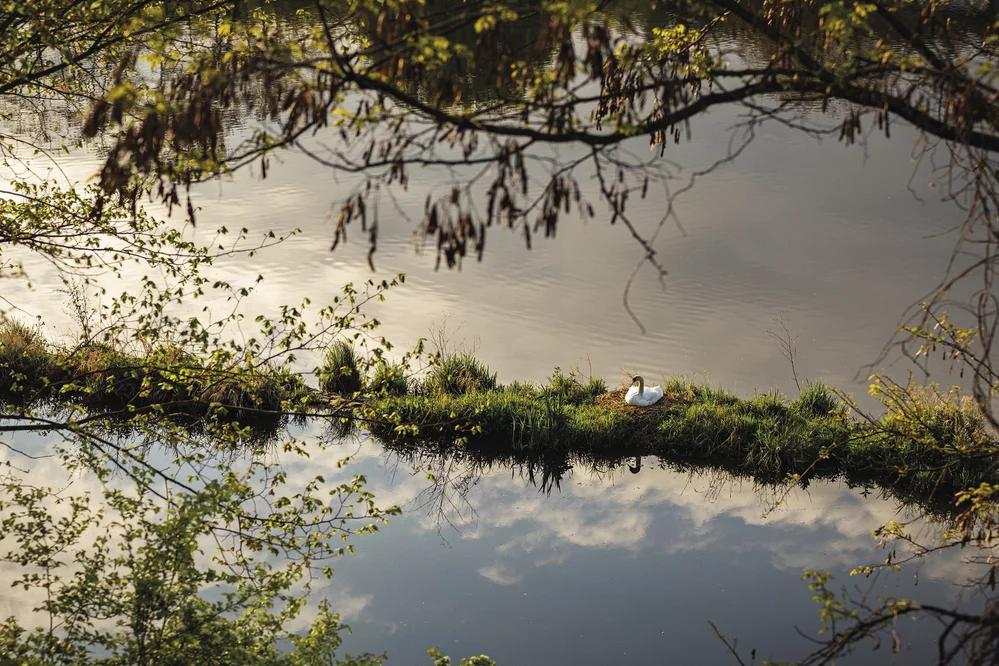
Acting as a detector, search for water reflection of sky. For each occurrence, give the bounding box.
[0,424,984,665]
[274,438,978,665]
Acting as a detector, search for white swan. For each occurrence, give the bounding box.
[625,375,663,406]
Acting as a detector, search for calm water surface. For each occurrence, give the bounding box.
[0,428,975,665]
[8,102,962,404]
[1,7,990,663]
[277,440,975,665]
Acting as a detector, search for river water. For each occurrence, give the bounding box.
[0,2,993,663]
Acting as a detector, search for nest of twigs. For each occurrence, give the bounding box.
[593,388,688,430]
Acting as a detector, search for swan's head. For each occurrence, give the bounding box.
[631,375,644,385]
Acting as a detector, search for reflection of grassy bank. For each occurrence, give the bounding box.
[365,367,999,503]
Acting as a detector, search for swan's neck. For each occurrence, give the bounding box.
[636,377,645,396]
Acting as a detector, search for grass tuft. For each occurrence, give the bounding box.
[318,341,363,395]
[791,381,840,417]
[501,380,540,397]
[423,351,496,396]
[543,367,606,405]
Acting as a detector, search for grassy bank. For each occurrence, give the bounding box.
[5,320,997,503]
[363,366,999,502]
[0,321,315,432]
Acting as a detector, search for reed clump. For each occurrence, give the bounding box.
[370,361,409,396]
[318,340,363,395]
[421,351,497,396]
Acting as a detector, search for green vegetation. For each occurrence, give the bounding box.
[0,321,311,430]
[0,321,54,400]
[791,380,841,418]
[543,367,607,405]
[5,323,995,502]
[421,351,497,396]
[364,368,999,502]
[319,340,364,395]
[371,361,409,396]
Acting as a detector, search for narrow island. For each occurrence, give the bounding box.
[3,322,996,508]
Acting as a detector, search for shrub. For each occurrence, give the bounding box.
[370,362,408,396]
[874,381,991,451]
[318,341,363,395]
